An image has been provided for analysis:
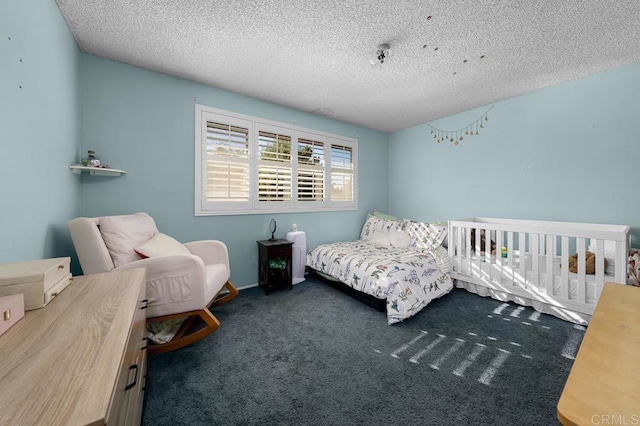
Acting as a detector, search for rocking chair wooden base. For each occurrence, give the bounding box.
[147,281,238,355]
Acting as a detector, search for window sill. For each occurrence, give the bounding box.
[195,205,357,216]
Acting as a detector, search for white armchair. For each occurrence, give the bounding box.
[67,212,238,354]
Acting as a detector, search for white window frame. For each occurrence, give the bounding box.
[195,104,358,216]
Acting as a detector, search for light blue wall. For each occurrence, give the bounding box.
[389,60,640,244]
[79,54,389,286]
[0,0,81,263]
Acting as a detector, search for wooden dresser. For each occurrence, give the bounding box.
[557,282,640,425]
[0,268,148,425]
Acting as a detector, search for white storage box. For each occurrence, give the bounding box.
[0,294,24,337]
[0,257,72,310]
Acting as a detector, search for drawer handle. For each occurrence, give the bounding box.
[51,292,59,299]
[125,364,138,391]
[3,309,10,321]
[58,264,64,270]
[141,299,149,309]
[141,337,149,350]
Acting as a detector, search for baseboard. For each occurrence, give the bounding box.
[237,283,259,291]
[237,278,307,292]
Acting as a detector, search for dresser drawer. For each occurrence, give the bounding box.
[109,275,148,426]
[44,274,73,306]
[42,258,71,291]
[267,243,292,259]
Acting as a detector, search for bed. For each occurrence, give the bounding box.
[306,214,454,324]
[448,217,631,325]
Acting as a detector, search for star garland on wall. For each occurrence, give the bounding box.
[428,105,494,145]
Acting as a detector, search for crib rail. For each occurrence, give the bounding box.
[448,217,630,318]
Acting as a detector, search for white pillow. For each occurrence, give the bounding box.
[427,245,452,273]
[368,229,411,248]
[99,213,158,267]
[369,230,391,246]
[360,214,403,241]
[388,230,412,248]
[402,220,448,250]
[135,233,191,258]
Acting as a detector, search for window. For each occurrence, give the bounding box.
[195,105,357,215]
[297,137,324,202]
[206,122,250,201]
[258,127,292,204]
[330,144,354,202]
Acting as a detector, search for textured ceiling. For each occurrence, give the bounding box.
[56,0,640,133]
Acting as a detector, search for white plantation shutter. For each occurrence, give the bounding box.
[257,129,292,204]
[330,142,355,203]
[196,109,254,212]
[297,137,324,202]
[206,122,250,202]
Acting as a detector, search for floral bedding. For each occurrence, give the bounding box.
[306,240,453,324]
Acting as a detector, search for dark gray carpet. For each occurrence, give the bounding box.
[142,275,582,425]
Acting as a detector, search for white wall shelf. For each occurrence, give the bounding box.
[69,165,126,176]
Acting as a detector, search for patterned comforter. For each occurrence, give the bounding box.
[306,240,453,324]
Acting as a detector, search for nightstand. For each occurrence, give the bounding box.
[257,239,294,294]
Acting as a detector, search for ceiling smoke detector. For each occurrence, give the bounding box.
[371,43,391,65]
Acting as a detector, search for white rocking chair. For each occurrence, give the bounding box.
[67,212,238,354]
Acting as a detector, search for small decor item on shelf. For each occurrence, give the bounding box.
[81,150,101,167]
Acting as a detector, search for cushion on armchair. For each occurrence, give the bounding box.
[135,233,190,258]
[99,212,158,267]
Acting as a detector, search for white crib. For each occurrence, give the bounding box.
[448,217,630,324]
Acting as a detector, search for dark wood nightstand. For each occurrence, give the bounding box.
[257,239,294,295]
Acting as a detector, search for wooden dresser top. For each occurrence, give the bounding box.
[557,282,640,425]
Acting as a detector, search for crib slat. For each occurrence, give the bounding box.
[507,232,514,286]
[546,235,554,295]
[465,228,471,275]
[531,234,539,290]
[485,229,493,281]
[451,226,457,271]
[496,230,503,283]
[561,237,569,299]
[457,226,462,271]
[615,240,626,284]
[595,239,605,301]
[519,232,526,288]
[485,229,491,263]
[577,237,586,304]
[474,228,482,276]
